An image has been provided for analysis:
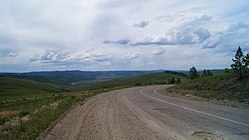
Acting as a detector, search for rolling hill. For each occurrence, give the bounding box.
[0,70,158,85]
[166,73,249,105]
[0,77,61,101]
[67,71,188,91]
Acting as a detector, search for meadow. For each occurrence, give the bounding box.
[1,70,248,139]
[0,72,186,140]
[166,73,249,107]
[67,72,187,91]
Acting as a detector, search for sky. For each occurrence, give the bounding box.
[0,0,249,72]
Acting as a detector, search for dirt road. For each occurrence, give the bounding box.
[40,85,249,140]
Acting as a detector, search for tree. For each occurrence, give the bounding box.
[244,53,249,73]
[189,66,199,79]
[207,70,213,76]
[202,69,207,77]
[168,79,171,84]
[170,77,175,84]
[176,77,181,84]
[231,46,246,80]
[224,68,230,74]
[244,53,249,68]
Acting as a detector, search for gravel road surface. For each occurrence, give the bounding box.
[40,85,249,140]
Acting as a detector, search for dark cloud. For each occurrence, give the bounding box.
[133,21,149,28]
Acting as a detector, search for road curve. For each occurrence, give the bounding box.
[40,85,249,140]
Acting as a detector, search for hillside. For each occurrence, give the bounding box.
[166,73,249,105]
[67,72,188,92]
[0,77,60,101]
[0,71,157,85]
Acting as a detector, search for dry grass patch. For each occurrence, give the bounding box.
[0,111,20,117]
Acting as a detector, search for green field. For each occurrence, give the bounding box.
[0,77,99,139]
[66,72,188,91]
[2,69,249,139]
[0,77,61,101]
[166,73,249,105]
[0,72,188,140]
[1,70,249,139]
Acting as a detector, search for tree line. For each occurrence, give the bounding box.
[189,67,213,79]
[188,46,249,80]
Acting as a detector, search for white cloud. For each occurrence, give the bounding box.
[201,37,221,49]
[153,49,165,55]
[103,39,130,45]
[193,28,211,43]
[87,54,113,62]
[30,50,113,66]
[124,53,141,59]
[86,48,95,53]
[8,52,18,57]
[104,7,213,47]
[133,21,149,28]
[0,50,18,58]
[1,0,249,71]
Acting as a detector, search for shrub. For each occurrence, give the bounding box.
[19,111,30,117]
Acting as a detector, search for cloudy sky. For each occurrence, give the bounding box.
[0,0,249,72]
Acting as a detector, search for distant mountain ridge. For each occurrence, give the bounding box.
[0,70,163,85]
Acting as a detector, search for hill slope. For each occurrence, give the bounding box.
[0,71,157,85]
[166,73,249,104]
[67,72,188,92]
[0,77,60,100]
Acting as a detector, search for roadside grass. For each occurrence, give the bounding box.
[166,73,249,106]
[67,72,187,92]
[0,87,123,140]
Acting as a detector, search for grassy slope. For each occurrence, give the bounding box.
[0,71,187,139]
[0,71,154,85]
[67,72,188,91]
[0,77,105,140]
[0,90,103,140]
[167,73,249,104]
[0,77,60,101]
